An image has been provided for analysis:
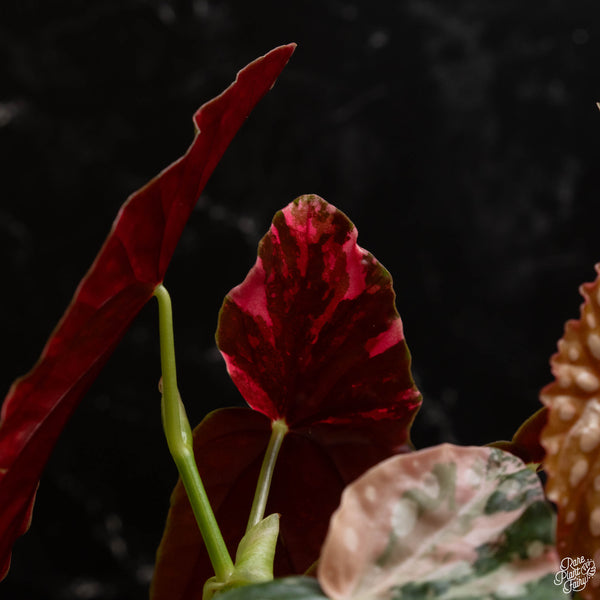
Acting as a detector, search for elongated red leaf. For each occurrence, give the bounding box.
[152,196,422,598]
[541,264,600,597]
[0,44,295,581]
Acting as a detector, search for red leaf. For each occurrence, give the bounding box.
[152,406,422,599]
[152,195,422,598]
[217,195,421,430]
[0,44,295,581]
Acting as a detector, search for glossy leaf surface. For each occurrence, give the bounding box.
[0,44,295,581]
[318,444,561,600]
[541,264,600,597]
[152,196,422,598]
[217,195,421,430]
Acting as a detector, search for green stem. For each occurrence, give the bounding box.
[246,419,288,532]
[153,284,234,581]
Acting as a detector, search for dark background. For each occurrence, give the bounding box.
[2,0,600,597]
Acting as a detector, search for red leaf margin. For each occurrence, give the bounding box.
[217,195,422,431]
[151,196,423,598]
[0,44,295,581]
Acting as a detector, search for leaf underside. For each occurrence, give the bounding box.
[0,44,295,581]
[151,196,422,599]
[541,263,600,598]
[318,444,561,600]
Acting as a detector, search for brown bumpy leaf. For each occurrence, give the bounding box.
[541,264,600,597]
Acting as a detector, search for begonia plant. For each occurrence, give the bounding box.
[0,43,598,599]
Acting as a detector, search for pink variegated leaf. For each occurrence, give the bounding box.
[319,444,561,600]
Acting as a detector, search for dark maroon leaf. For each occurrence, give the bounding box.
[151,408,271,600]
[152,195,422,598]
[489,407,548,467]
[0,44,295,581]
[152,406,423,599]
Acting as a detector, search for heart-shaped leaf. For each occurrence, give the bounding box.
[318,444,561,600]
[0,44,295,581]
[217,195,421,430]
[151,196,422,598]
[541,264,600,597]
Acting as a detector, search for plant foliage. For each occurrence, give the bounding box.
[0,44,295,581]
[151,196,422,598]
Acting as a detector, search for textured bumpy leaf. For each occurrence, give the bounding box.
[541,264,600,597]
[0,44,295,581]
[152,196,422,598]
[318,444,561,600]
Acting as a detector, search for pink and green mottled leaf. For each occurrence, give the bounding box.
[0,44,295,582]
[318,444,561,600]
[152,196,422,597]
[541,264,600,597]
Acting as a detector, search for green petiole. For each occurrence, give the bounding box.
[246,419,288,532]
[153,284,234,582]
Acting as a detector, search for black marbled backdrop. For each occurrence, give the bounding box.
[2,0,600,597]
